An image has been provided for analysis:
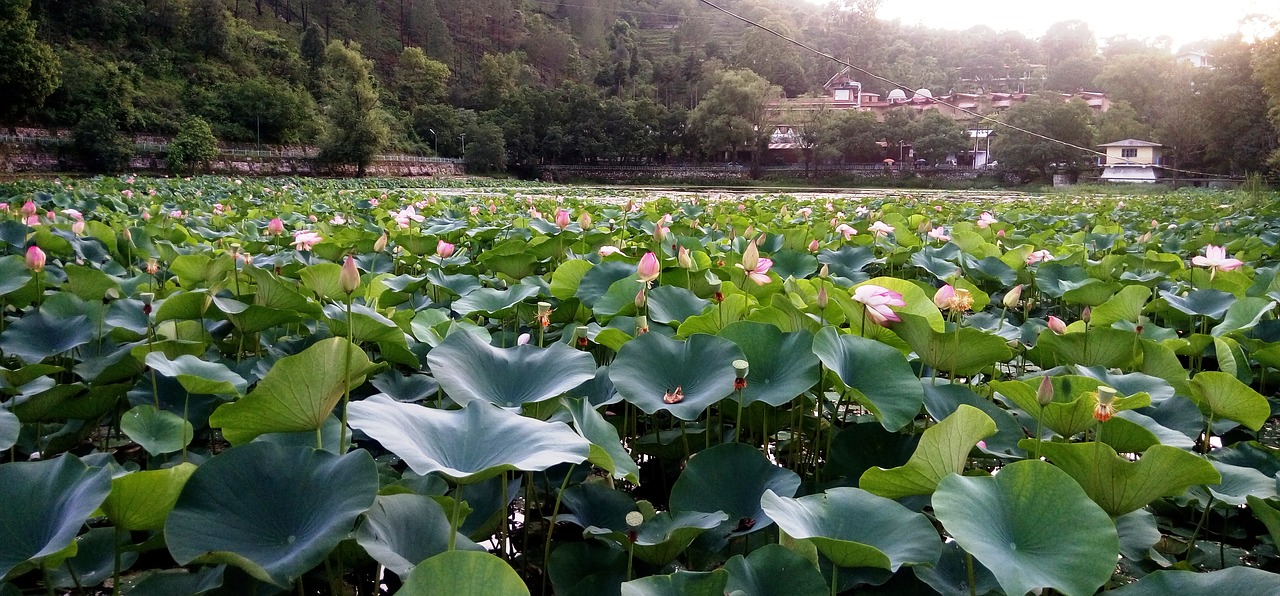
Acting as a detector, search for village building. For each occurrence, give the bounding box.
[1097,139,1165,182]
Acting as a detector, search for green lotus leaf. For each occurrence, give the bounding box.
[608,331,743,421]
[210,337,380,445]
[550,259,594,300]
[120,404,194,456]
[299,262,347,301]
[912,541,1000,596]
[1029,326,1143,369]
[892,312,1012,377]
[722,544,826,596]
[1190,371,1269,430]
[1214,336,1252,384]
[646,285,709,325]
[166,443,378,587]
[586,510,728,565]
[1211,297,1275,336]
[817,245,877,282]
[718,322,820,407]
[760,487,941,571]
[823,421,919,483]
[670,442,800,536]
[860,405,996,499]
[594,276,644,319]
[677,293,749,336]
[921,381,1025,456]
[154,290,216,323]
[0,307,94,364]
[241,266,324,318]
[1246,495,1280,548]
[322,303,411,346]
[768,249,819,280]
[355,494,484,579]
[962,255,1017,287]
[213,296,303,335]
[0,256,30,296]
[1208,460,1276,505]
[1160,288,1236,319]
[811,327,924,432]
[118,565,225,596]
[346,395,590,483]
[1089,285,1151,328]
[992,377,1149,439]
[1035,263,1097,298]
[933,460,1119,596]
[63,264,121,302]
[426,330,596,408]
[911,245,961,281]
[564,397,640,485]
[100,463,197,531]
[48,527,137,589]
[169,254,233,289]
[450,284,541,316]
[1022,441,1221,517]
[576,261,638,307]
[397,550,528,596]
[0,455,112,579]
[620,569,729,596]
[547,541,626,596]
[144,353,247,395]
[1109,568,1280,595]
[477,243,538,279]
[0,408,18,451]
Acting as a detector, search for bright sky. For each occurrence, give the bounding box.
[815,0,1280,49]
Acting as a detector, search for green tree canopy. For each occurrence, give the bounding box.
[317,41,390,177]
[992,94,1095,180]
[0,0,61,125]
[166,116,220,174]
[395,47,451,108]
[686,68,780,176]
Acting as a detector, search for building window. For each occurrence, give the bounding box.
[1121,148,1138,158]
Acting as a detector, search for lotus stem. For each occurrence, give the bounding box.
[966,551,977,596]
[339,296,353,454]
[449,483,463,551]
[1184,495,1214,563]
[112,526,123,596]
[829,565,840,596]
[542,464,576,596]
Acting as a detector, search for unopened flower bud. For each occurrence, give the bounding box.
[1003,285,1022,308]
[373,231,388,252]
[1080,306,1091,324]
[635,289,647,309]
[1047,315,1067,334]
[816,286,829,309]
[677,246,693,269]
[1036,375,1054,407]
[578,212,592,230]
[339,255,361,294]
[819,264,829,279]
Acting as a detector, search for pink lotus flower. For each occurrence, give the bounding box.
[808,239,820,253]
[834,224,856,240]
[598,245,627,257]
[330,214,346,225]
[62,209,83,220]
[933,284,955,309]
[796,207,813,219]
[977,211,998,228]
[339,255,361,294]
[437,239,456,258]
[869,221,895,237]
[1047,315,1067,334]
[141,211,152,221]
[469,205,480,216]
[121,189,134,200]
[1025,249,1053,265]
[928,227,950,242]
[637,251,660,283]
[1191,244,1243,279]
[744,256,773,285]
[579,212,592,229]
[25,246,45,272]
[555,208,571,230]
[654,225,669,243]
[71,220,85,236]
[266,218,285,235]
[292,230,323,251]
[21,201,37,217]
[853,284,906,326]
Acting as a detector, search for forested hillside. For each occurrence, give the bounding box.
[5,0,1280,178]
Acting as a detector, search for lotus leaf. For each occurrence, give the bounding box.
[355,494,484,578]
[811,327,924,432]
[860,405,996,499]
[166,443,378,587]
[346,394,591,482]
[670,442,800,536]
[620,569,729,596]
[427,330,596,408]
[717,321,820,407]
[396,550,529,596]
[1024,440,1221,516]
[120,404,194,455]
[608,331,743,421]
[0,455,112,579]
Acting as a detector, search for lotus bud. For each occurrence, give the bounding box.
[339,255,361,294]
[755,234,766,246]
[677,246,693,269]
[637,252,660,283]
[808,239,820,253]
[1047,315,1067,334]
[744,225,755,239]
[816,286,829,309]
[122,228,133,244]
[624,199,635,213]
[1003,284,1023,308]
[1036,375,1054,407]
[741,242,760,272]
[635,288,647,309]
[25,246,45,272]
[819,264,829,279]
[373,231,388,252]
[654,225,669,243]
[266,217,285,235]
[917,219,933,234]
[555,208,571,230]
[436,239,456,258]
[779,205,789,218]
[1080,306,1091,324]
[578,211,592,230]
[21,200,37,217]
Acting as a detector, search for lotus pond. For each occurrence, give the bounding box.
[3,176,1280,595]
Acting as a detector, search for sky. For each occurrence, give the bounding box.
[813,0,1280,50]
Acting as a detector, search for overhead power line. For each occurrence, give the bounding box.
[696,0,1237,180]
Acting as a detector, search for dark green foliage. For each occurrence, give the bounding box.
[316,41,390,177]
[72,109,133,172]
[464,121,506,174]
[0,0,61,124]
[166,116,219,174]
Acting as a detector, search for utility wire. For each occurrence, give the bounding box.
[697,0,1237,180]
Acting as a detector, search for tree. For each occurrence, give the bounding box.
[167,117,219,174]
[73,109,134,173]
[187,0,229,58]
[910,110,968,164]
[992,94,1095,180]
[1094,100,1148,143]
[686,68,780,177]
[317,41,390,177]
[0,0,61,127]
[395,47,450,108]
[1252,30,1280,173]
[1040,20,1097,67]
[464,121,506,174]
[1045,56,1104,92]
[1093,54,1186,124]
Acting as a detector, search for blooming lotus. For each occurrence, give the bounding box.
[852,284,906,326]
[598,245,627,257]
[1191,244,1243,279]
[834,224,856,240]
[869,221,894,237]
[292,231,323,251]
[743,256,773,285]
[934,284,972,312]
[927,226,950,242]
[1025,249,1053,265]
[977,211,998,228]
[437,240,456,258]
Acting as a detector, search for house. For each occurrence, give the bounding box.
[1097,139,1164,182]
[1176,51,1212,68]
